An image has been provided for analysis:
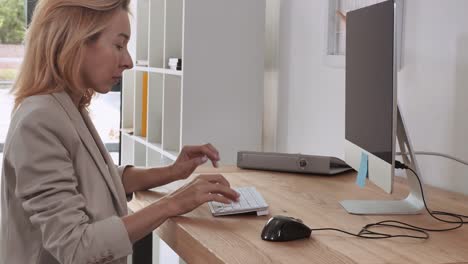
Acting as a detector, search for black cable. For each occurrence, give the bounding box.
[395,161,468,228]
[311,226,429,239]
[308,161,466,239]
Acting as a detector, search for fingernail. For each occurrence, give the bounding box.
[201,156,208,162]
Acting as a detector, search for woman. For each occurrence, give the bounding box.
[0,0,239,263]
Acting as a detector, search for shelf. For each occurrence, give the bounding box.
[149,143,178,161]
[133,66,183,76]
[147,142,162,152]
[165,150,179,160]
[120,127,134,135]
[148,68,182,76]
[133,135,147,145]
[122,131,178,161]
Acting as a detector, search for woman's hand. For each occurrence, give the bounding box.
[166,174,239,216]
[170,144,220,181]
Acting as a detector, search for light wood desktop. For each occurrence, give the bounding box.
[128,166,468,264]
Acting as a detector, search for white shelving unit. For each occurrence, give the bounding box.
[121,0,265,168]
[122,1,265,262]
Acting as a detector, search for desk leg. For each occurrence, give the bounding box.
[132,232,152,264]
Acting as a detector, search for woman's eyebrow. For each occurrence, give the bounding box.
[118,33,130,41]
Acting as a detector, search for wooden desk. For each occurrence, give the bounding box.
[128,166,468,264]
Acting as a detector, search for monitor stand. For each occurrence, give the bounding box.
[340,106,425,215]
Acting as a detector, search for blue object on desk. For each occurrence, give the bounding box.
[356,152,368,188]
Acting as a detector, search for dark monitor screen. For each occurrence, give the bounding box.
[345,0,395,164]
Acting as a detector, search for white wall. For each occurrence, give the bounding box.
[276,0,468,195]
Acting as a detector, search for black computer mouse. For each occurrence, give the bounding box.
[261,215,312,242]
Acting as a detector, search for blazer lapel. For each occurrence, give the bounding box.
[51,92,125,215]
[80,109,128,215]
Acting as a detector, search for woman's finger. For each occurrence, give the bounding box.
[197,174,230,187]
[201,183,239,201]
[202,193,232,204]
[204,143,220,160]
[183,144,219,164]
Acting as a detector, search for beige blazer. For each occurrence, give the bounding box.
[1,91,133,264]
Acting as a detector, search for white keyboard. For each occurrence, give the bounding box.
[208,186,269,216]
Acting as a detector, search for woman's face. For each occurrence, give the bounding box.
[81,9,133,94]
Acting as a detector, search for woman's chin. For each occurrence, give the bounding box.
[94,86,112,94]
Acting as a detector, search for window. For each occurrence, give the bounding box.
[88,88,122,164]
[324,0,388,68]
[0,0,122,165]
[0,0,25,164]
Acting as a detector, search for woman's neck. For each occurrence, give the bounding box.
[67,91,83,109]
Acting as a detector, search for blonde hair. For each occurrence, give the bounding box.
[12,0,130,110]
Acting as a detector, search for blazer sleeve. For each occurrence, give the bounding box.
[116,164,132,179]
[115,164,134,201]
[10,109,133,264]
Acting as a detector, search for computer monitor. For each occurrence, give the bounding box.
[341,0,425,215]
[345,0,396,194]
